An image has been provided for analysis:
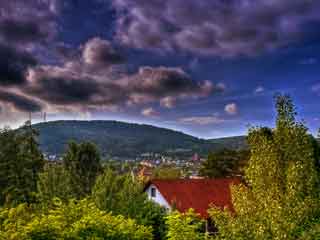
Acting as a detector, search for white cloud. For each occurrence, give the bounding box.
[179,116,225,125]
[255,86,265,94]
[160,96,176,109]
[225,103,238,115]
[141,107,160,117]
[311,83,320,94]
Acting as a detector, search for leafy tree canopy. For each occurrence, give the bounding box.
[209,94,320,240]
[92,169,167,239]
[151,166,182,180]
[0,198,153,240]
[63,141,102,198]
[199,149,250,178]
[165,209,206,240]
[37,164,75,207]
[0,121,44,206]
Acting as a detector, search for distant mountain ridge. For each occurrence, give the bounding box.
[32,120,247,158]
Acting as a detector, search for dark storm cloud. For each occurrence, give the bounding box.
[25,64,217,110]
[22,38,125,109]
[0,0,58,45]
[0,44,37,86]
[123,66,215,102]
[112,0,320,57]
[25,64,126,107]
[22,36,218,111]
[55,42,81,61]
[0,89,42,112]
[27,75,101,105]
[0,0,59,87]
[83,38,125,66]
[0,18,49,44]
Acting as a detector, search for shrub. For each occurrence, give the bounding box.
[0,198,153,240]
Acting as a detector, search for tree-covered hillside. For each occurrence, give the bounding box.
[32,120,248,158]
[208,136,248,150]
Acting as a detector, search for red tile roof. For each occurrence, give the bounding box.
[145,178,241,218]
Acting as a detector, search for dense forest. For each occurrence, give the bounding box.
[32,121,248,158]
[0,94,319,239]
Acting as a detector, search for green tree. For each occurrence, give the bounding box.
[209,94,320,240]
[152,166,182,180]
[165,209,206,240]
[200,149,249,178]
[37,164,75,206]
[0,122,44,206]
[63,141,102,198]
[20,121,44,195]
[0,199,153,240]
[93,169,167,239]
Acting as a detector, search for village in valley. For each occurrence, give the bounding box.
[45,150,204,178]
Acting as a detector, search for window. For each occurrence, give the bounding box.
[151,187,156,198]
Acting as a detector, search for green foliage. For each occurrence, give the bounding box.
[37,164,75,206]
[0,122,44,206]
[152,166,182,180]
[208,136,248,151]
[209,94,320,240]
[93,169,145,217]
[165,209,206,240]
[0,198,153,240]
[63,141,102,198]
[200,149,250,178]
[92,169,167,239]
[299,221,320,240]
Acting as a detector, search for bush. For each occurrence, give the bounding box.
[165,209,206,240]
[92,169,167,239]
[37,164,75,207]
[0,199,153,240]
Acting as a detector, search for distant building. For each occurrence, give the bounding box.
[138,166,154,181]
[192,153,200,162]
[189,175,205,179]
[140,161,154,168]
[144,178,241,219]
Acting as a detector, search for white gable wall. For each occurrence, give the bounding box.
[145,184,171,210]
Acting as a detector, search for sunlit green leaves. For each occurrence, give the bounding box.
[209,95,320,240]
[0,199,153,240]
[165,209,206,240]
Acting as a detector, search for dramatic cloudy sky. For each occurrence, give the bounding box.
[0,0,319,138]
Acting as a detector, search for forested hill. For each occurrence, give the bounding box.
[32,120,247,158]
[208,136,248,150]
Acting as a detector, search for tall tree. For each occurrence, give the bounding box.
[199,149,250,178]
[209,94,320,240]
[0,127,17,205]
[63,141,102,198]
[20,121,44,194]
[37,164,75,206]
[0,122,44,206]
[93,169,167,240]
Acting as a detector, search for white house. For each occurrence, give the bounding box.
[145,183,171,210]
[144,178,241,219]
